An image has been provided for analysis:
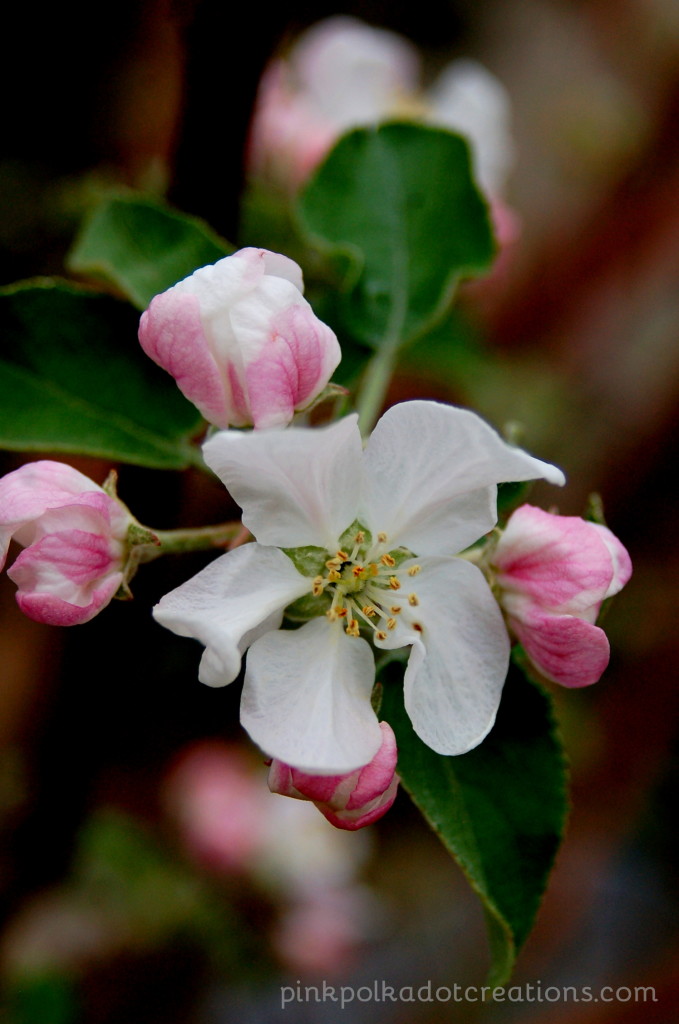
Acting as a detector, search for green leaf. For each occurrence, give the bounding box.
[297,122,495,350]
[0,279,203,468]
[67,192,232,309]
[380,660,568,988]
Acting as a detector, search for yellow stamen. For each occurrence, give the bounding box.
[336,550,349,561]
[362,605,377,618]
[368,563,379,577]
[408,593,419,606]
[327,569,341,582]
[376,630,388,641]
[351,564,365,577]
[390,605,402,614]
[407,565,421,577]
[377,532,388,544]
[312,576,324,596]
[388,576,401,590]
[387,618,397,630]
[380,553,396,567]
[355,530,365,544]
[346,618,360,637]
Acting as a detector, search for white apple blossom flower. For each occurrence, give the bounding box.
[153,401,564,773]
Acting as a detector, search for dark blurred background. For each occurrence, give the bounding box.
[1,1,679,1021]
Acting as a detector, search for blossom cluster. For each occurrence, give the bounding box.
[0,246,631,832]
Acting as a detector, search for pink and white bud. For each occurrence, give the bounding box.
[138,247,341,431]
[0,461,132,626]
[268,721,399,831]
[491,504,632,687]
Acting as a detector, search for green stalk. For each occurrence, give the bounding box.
[356,344,399,437]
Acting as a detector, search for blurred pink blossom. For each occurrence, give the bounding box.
[0,460,131,625]
[491,504,632,687]
[163,742,267,872]
[247,16,515,202]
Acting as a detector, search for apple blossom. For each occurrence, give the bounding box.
[0,460,133,625]
[247,15,515,201]
[490,504,632,687]
[153,400,564,772]
[138,247,341,430]
[268,721,399,831]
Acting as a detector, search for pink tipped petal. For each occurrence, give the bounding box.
[513,610,611,688]
[344,722,398,810]
[494,505,621,613]
[16,575,123,626]
[319,773,400,830]
[9,528,120,601]
[244,304,341,429]
[592,523,633,598]
[260,249,305,292]
[0,461,105,567]
[139,290,229,427]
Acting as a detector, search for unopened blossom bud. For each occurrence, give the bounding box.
[491,504,632,687]
[268,721,399,831]
[138,247,341,430]
[0,461,134,625]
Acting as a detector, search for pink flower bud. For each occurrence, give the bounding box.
[138,247,341,430]
[268,721,399,830]
[491,504,632,687]
[0,461,132,625]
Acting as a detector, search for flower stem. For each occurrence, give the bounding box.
[356,345,399,436]
[134,522,245,563]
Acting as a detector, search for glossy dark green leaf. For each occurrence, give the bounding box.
[380,659,568,987]
[297,122,495,349]
[67,193,232,309]
[0,279,203,467]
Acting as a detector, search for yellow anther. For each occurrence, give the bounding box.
[362,605,377,618]
[380,553,396,567]
[354,531,365,544]
[377,532,388,544]
[327,569,341,582]
[408,593,419,606]
[413,622,423,632]
[368,563,379,577]
[312,576,324,596]
[337,607,348,618]
[326,557,342,569]
[390,606,402,614]
[336,550,349,561]
[346,618,360,637]
[407,565,422,577]
[376,630,388,641]
[351,564,365,577]
[388,576,401,590]
[387,618,397,630]
[326,608,338,622]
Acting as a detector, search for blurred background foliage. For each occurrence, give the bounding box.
[2,0,679,1021]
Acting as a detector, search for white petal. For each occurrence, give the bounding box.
[362,401,564,555]
[241,617,383,773]
[376,556,510,755]
[153,543,310,687]
[203,414,362,550]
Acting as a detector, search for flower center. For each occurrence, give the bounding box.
[311,529,421,641]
